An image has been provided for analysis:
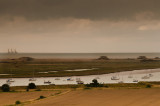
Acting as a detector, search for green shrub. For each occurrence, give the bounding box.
[146,84,152,88]
[85,79,103,87]
[1,84,10,92]
[28,83,36,89]
[39,95,46,99]
[15,100,21,105]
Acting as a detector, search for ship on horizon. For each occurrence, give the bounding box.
[8,49,18,54]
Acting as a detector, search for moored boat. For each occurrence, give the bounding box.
[44,80,51,84]
[29,78,36,81]
[55,78,60,80]
[133,79,138,82]
[141,75,150,79]
[111,76,120,80]
[67,78,74,81]
[6,79,15,83]
[76,80,84,84]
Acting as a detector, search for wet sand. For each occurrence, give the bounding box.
[27,89,160,106]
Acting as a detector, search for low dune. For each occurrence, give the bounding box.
[27,89,160,106]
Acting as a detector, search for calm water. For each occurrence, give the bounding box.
[0,53,160,59]
[0,68,160,86]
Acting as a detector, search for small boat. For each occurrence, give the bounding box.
[133,79,138,82]
[44,80,51,84]
[76,78,84,84]
[149,74,153,77]
[128,73,133,78]
[76,80,84,84]
[76,78,81,81]
[6,79,15,83]
[111,76,120,80]
[55,78,60,80]
[29,78,36,81]
[67,78,74,81]
[29,70,36,81]
[141,75,150,79]
[128,75,133,78]
[7,69,15,83]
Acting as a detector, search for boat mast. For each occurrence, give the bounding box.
[8,49,10,54]
[15,49,17,54]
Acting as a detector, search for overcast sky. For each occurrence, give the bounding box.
[0,0,160,53]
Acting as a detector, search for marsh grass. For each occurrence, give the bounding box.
[0,59,160,78]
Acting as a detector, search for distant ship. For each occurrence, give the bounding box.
[8,49,18,54]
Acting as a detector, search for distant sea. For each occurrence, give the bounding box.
[0,53,160,59]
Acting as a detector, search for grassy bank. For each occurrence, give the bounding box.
[0,59,160,78]
[0,82,155,92]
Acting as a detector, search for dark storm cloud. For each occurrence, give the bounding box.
[0,0,160,21]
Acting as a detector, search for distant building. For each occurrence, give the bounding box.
[155,57,160,59]
[18,57,34,61]
[137,56,147,60]
[98,56,109,60]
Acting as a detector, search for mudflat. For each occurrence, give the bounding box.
[27,89,160,106]
[1,59,160,78]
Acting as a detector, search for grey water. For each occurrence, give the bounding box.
[0,53,160,59]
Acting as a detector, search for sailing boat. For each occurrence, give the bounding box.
[8,49,18,54]
[128,72,133,78]
[29,70,36,81]
[133,79,138,82]
[118,76,124,83]
[6,69,15,83]
[148,70,153,77]
[14,49,17,54]
[141,75,150,79]
[44,80,51,84]
[111,74,120,80]
[55,77,60,80]
[67,77,74,81]
[76,78,84,84]
[149,73,153,77]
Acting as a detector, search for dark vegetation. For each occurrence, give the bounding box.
[1,84,10,92]
[86,79,103,87]
[28,83,36,89]
[38,95,46,99]
[15,100,21,105]
[97,56,109,60]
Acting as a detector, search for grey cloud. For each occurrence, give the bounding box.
[0,0,160,21]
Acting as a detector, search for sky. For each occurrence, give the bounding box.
[0,0,160,53]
